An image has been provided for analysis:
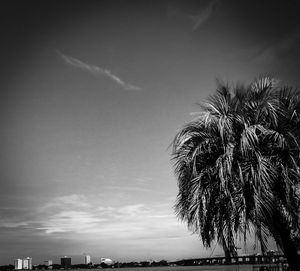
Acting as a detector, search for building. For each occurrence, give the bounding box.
[14,258,32,270]
[61,256,71,269]
[84,255,91,265]
[14,259,22,270]
[44,260,53,267]
[100,258,113,268]
[23,257,32,270]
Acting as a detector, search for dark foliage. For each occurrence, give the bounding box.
[172,77,300,270]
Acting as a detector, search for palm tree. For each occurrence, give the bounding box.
[172,77,300,270]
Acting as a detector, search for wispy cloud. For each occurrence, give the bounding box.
[167,0,219,32]
[189,0,219,31]
[1,221,29,228]
[0,192,188,244]
[134,176,153,184]
[40,194,90,211]
[251,31,300,64]
[104,184,154,194]
[37,211,106,234]
[34,195,185,239]
[57,51,141,91]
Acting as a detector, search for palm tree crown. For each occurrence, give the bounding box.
[172,77,300,270]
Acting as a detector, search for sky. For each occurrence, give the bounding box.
[1,0,300,266]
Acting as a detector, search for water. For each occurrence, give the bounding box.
[114,266,253,271]
[68,266,257,271]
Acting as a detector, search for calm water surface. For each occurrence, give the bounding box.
[72,266,256,271]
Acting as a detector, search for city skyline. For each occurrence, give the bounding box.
[9,254,169,267]
[1,0,300,265]
[4,251,284,267]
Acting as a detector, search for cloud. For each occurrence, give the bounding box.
[189,0,219,31]
[0,221,29,228]
[251,30,300,65]
[134,176,153,184]
[37,211,106,234]
[40,194,90,210]
[104,184,153,194]
[0,192,188,245]
[167,0,219,32]
[33,196,187,240]
[57,51,141,91]
[118,204,147,217]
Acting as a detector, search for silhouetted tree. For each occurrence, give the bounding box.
[172,76,300,270]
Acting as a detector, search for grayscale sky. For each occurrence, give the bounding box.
[1,0,300,265]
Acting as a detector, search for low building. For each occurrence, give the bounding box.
[100,258,113,268]
[44,260,53,267]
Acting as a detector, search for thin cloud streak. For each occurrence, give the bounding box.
[251,30,300,64]
[57,51,141,91]
[39,194,90,211]
[104,184,159,194]
[189,0,219,31]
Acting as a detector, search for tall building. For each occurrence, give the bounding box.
[61,256,71,269]
[23,260,29,270]
[23,257,32,270]
[14,259,22,270]
[84,255,91,265]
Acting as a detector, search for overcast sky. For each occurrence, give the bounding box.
[1,0,300,265]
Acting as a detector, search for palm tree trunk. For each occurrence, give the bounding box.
[220,233,237,262]
[272,215,300,271]
[277,231,300,271]
[223,244,232,263]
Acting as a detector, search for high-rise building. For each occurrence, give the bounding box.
[84,255,91,265]
[61,256,71,269]
[14,259,22,270]
[23,260,29,270]
[23,257,32,270]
